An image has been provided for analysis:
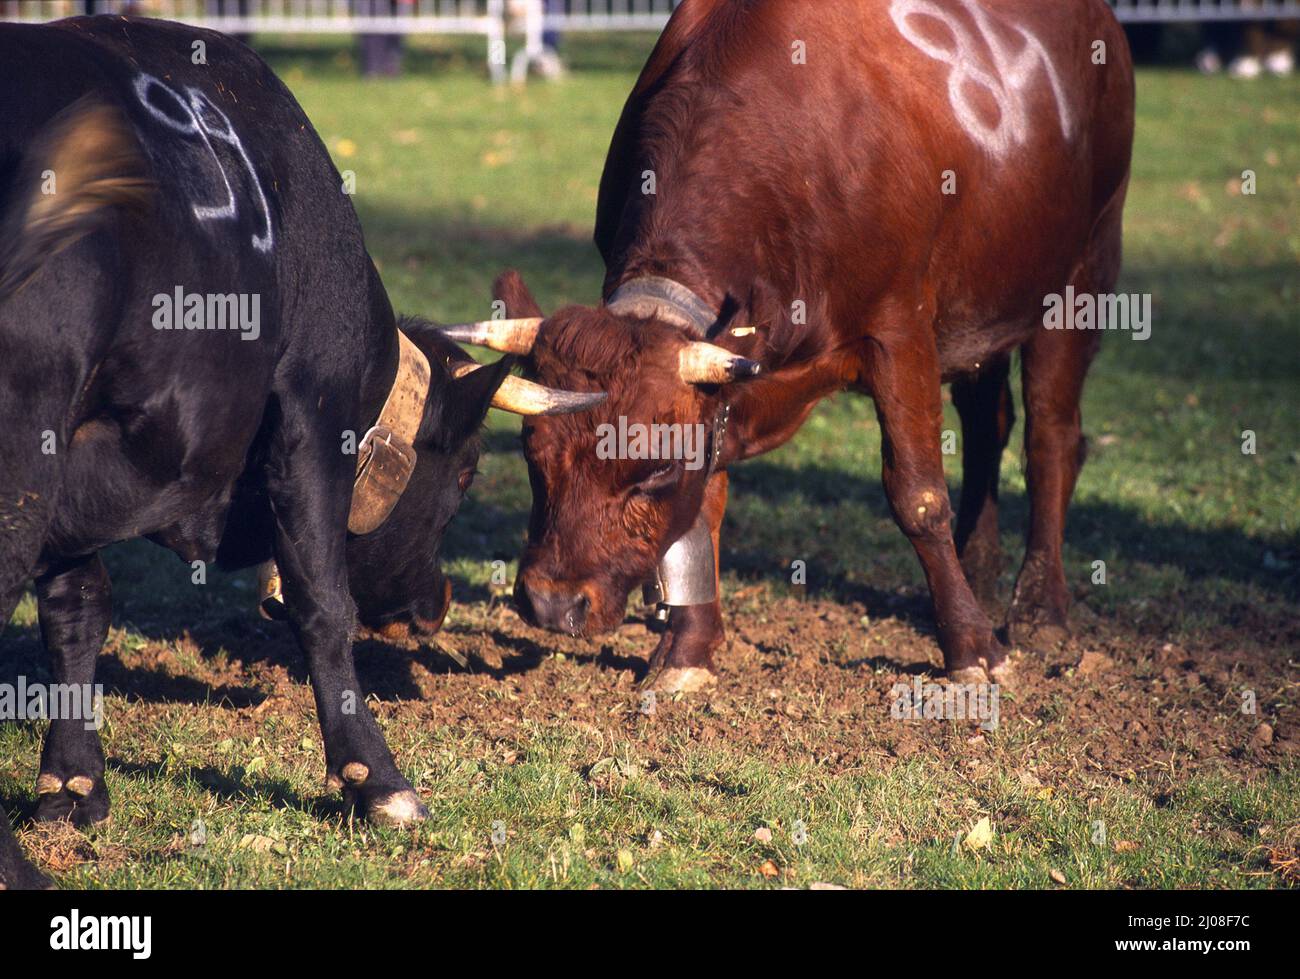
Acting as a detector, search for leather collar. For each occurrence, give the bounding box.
[348,330,431,535]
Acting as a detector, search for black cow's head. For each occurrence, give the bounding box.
[442,271,759,637]
[343,320,605,642]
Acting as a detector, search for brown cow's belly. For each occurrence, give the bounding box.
[935,316,1040,380]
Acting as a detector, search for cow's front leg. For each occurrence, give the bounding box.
[643,472,727,694]
[268,413,426,827]
[33,554,112,827]
[870,328,1009,682]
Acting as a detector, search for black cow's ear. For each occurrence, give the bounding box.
[492,269,545,319]
[437,355,519,444]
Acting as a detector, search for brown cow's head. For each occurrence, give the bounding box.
[446,271,758,637]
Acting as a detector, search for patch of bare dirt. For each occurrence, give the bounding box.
[55,584,1300,797]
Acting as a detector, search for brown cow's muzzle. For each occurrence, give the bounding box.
[513,569,625,637]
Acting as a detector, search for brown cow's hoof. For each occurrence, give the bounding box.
[367,790,429,827]
[989,654,1016,684]
[648,666,718,694]
[948,665,991,685]
[1008,618,1070,653]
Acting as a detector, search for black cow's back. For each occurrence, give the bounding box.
[0,18,385,564]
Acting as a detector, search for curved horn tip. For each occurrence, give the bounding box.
[538,391,609,416]
[679,342,764,384]
[484,371,608,417]
[437,317,543,355]
[438,323,484,343]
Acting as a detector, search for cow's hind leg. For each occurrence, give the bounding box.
[1008,197,1121,649]
[267,397,427,827]
[869,317,1008,682]
[951,358,1014,610]
[32,554,112,827]
[1009,325,1100,648]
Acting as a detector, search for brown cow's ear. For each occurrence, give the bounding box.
[493,269,545,319]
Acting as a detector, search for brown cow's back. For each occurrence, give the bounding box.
[596,0,1135,379]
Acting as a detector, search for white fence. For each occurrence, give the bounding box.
[3,0,1299,81]
[543,0,1298,28]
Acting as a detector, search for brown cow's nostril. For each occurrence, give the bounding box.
[520,583,588,635]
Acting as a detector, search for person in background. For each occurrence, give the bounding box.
[356,0,405,78]
[1198,18,1296,77]
[537,0,565,79]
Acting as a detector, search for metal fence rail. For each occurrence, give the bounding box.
[0,1,506,35]
[6,0,1300,31]
[2,0,1298,81]
[538,0,1300,28]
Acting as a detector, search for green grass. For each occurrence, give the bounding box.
[2,34,1298,889]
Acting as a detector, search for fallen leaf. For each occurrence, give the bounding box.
[1077,651,1113,677]
[963,817,994,852]
[758,859,780,878]
[754,827,773,844]
[1049,868,1067,885]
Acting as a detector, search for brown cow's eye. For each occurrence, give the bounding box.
[634,463,680,495]
[458,468,477,493]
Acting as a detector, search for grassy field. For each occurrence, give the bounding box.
[2,34,1298,889]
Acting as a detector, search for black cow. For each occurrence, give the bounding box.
[0,16,597,887]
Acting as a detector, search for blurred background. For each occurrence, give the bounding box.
[2,0,1297,889]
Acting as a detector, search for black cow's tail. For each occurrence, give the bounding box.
[0,95,152,298]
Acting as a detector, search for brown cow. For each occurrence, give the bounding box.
[447,0,1135,691]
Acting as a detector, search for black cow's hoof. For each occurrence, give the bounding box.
[366,791,429,827]
[34,773,111,828]
[330,765,429,827]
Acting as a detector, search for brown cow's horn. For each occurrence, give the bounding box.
[439,317,543,355]
[679,343,762,384]
[449,361,606,416]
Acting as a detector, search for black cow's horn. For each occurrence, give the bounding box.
[679,343,762,384]
[449,361,606,416]
[440,317,543,355]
